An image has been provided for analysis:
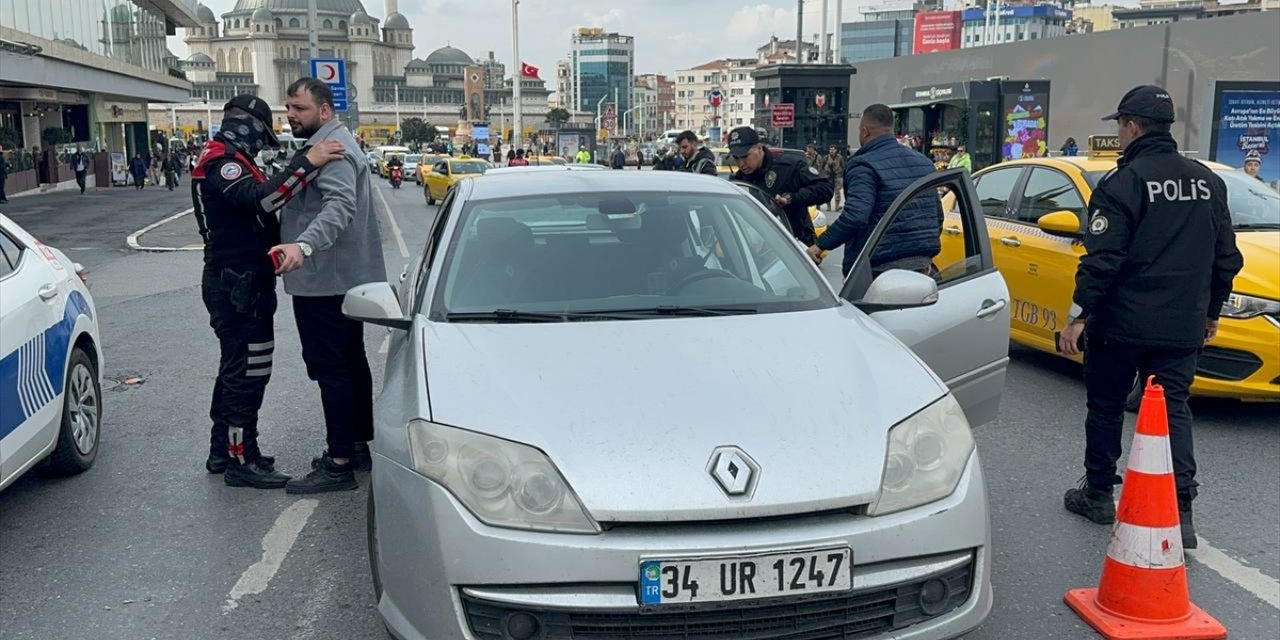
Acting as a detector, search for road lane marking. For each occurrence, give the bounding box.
[1189,537,1280,609]
[373,181,410,258]
[222,498,319,613]
[126,208,199,252]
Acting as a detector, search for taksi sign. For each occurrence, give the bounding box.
[771,103,794,128]
[309,58,348,112]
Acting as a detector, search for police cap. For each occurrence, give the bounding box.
[727,127,761,158]
[1102,85,1176,124]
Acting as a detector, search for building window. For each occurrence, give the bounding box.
[290,18,300,28]
[256,25,261,32]
[275,18,282,29]
[323,19,333,29]
[339,20,347,30]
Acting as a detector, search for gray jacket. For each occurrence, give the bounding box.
[281,119,386,297]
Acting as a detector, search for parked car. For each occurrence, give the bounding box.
[0,214,103,491]
[346,169,1009,640]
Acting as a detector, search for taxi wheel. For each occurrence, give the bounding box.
[427,191,436,206]
[45,347,101,475]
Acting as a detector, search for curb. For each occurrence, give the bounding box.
[126,208,201,252]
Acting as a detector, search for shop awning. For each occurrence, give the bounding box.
[888,97,968,110]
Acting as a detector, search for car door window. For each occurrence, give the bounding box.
[974,167,1023,219]
[412,190,457,314]
[1016,167,1086,224]
[0,231,24,279]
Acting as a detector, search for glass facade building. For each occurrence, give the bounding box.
[569,29,634,120]
[839,19,915,63]
[1,0,176,74]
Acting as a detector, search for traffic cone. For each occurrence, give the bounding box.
[1064,376,1227,639]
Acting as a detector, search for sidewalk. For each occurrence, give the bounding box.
[127,209,202,251]
[1,183,194,250]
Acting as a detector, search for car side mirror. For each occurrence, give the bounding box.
[343,282,412,330]
[856,269,939,312]
[1037,210,1081,236]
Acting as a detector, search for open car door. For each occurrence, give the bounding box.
[840,169,1011,427]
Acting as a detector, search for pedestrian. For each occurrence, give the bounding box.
[821,143,845,211]
[1058,85,1243,549]
[0,147,8,203]
[575,146,591,164]
[70,145,90,194]
[272,77,387,494]
[728,126,832,246]
[149,152,162,186]
[947,144,972,172]
[610,145,626,170]
[1061,137,1079,157]
[675,130,717,176]
[163,152,182,190]
[130,153,147,189]
[509,148,530,166]
[506,147,516,165]
[542,142,549,156]
[806,104,942,277]
[491,144,501,164]
[804,143,819,167]
[193,94,345,488]
[1243,150,1262,181]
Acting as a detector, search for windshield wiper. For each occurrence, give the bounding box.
[579,305,759,317]
[1234,223,1280,230]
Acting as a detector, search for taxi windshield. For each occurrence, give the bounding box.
[406,154,421,163]
[431,191,836,321]
[450,161,489,175]
[1217,169,1280,229]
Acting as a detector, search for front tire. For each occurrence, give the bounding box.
[426,190,436,206]
[45,347,101,475]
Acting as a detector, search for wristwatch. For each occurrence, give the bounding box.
[297,241,313,258]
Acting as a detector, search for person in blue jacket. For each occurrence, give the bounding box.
[807,104,942,276]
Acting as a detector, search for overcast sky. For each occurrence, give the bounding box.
[171,1,918,78]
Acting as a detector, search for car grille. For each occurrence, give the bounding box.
[1196,347,1263,381]
[462,558,973,640]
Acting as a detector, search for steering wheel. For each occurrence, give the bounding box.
[670,268,737,293]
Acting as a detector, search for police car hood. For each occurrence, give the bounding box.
[422,306,947,523]
[1233,231,1279,298]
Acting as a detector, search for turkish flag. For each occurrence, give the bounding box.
[520,62,540,79]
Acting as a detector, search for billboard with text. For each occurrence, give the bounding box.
[914,11,962,55]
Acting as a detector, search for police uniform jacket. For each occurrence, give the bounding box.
[191,137,318,271]
[1072,132,1243,348]
[732,149,833,246]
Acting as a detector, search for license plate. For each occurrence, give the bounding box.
[639,547,852,607]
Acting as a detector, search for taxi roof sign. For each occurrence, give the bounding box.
[1089,135,1122,157]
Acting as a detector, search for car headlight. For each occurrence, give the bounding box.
[407,420,599,533]
[811,211,829,228]
[1220,293,1280,320]
[868,394,975,517]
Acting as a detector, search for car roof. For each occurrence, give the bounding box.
[994,156,1233,174]
[485,165,607,175]
[465,170,741,200]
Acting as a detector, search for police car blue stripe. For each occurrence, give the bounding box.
[0,290,93,442]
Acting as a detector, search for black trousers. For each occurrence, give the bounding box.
[1082,331,1199,501]
[202,267,277,462]
[293,295,374,459]
[75,171,86,193]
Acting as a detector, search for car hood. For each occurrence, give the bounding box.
[422,306,946,523]
[1233,231,1279,299]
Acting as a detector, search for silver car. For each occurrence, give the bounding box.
[345,170,1010,640]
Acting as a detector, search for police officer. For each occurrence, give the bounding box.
[728,127,833,245]
[1059,86,1243,548]
[194,95,346,488]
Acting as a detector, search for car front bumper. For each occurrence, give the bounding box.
[373,451,993,640]
[1191,315,1280,401]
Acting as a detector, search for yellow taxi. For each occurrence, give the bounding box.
[939,137,1280,401]
[415,153,446,184]
[710,147,736,179]
[422,156,491,205]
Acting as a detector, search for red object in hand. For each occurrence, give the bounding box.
[270,249,284,270]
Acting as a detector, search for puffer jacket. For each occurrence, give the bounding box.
[817,133,941,272]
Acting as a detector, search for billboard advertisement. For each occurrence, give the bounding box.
[1001,81,1051,160]
[914,11,962,55]
[1209,85,1280,185]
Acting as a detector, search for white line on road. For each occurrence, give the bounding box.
[126,207,198,252]
[222,498,319,613]
[373,180,410,259]
[1189,537,1280,609]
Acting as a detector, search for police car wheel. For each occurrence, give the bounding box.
[45,347,101,475]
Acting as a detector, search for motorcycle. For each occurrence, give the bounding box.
[389,165,403,189]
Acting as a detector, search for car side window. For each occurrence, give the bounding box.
[412,191,456,314]
[1017,167,1086,225]
[0,231,25,278]
[974,167,1022,219]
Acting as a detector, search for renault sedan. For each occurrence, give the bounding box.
[345,170,1010,640]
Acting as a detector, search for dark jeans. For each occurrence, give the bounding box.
[75,170,86,193]
[202,267,277,461]
[1082,331,1199,501]
[293,295,374,459]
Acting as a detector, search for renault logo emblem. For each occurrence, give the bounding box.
[707,446,760,497]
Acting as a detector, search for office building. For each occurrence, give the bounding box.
[568,27,634,117]
[961,3,1073,47]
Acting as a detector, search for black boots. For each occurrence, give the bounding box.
[1064,477,1116,525]
[224,458,291,489]
[207,452,276,474]
[310,442,372,472]
[287,454,358,494]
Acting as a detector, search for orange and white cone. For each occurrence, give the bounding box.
[1064,376,1227,640]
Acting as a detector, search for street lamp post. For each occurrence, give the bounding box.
[511,0,523,151]
[204,90,212,140]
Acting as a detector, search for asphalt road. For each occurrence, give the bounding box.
[0,172,1276,640]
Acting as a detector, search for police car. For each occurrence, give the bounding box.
[0,214,103,490]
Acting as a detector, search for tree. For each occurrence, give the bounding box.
[545,107,571,129]
[400,117,436,145]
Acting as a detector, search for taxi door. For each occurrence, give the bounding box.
[1007,166,1090,352]
[425,162,449,204]
[841,169,1010,427]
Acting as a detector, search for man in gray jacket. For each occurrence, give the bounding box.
[271,77,387,493]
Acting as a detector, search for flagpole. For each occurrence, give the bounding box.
[511,0,523,152]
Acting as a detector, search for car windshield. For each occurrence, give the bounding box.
[1083,171,1110,189]
[451,161,488,175]
[431,191,837,321]
[406,154,421,163]
[1216,169,1280,229]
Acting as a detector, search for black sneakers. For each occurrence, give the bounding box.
[310,442,372,472]
[1064,477,1116,524]
[224,458,291,489]
[287,454,358,494]
[207,452,276,474]
[1180,499,1198,549]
